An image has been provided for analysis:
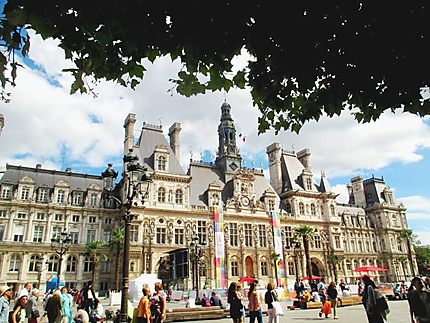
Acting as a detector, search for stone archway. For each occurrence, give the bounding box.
[311,257,326,278]
[245,256,254,277]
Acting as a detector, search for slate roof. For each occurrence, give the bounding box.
[0,164,103,191]
[363,177,388,205]
[135,123,185,175]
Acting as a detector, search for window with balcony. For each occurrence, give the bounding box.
[28,254,41,272]
[33,226,44,242]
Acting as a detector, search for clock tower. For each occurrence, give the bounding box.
[215,101,242,174]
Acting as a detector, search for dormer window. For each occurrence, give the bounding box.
[330,204,336,216]
[268,199,275,211]
[299,202,305,215]
[38,188,49,203]
[157,156,167,171]
[21,186,30,200]
[57,190,65,204]
[72,191,83,206]
[175,189,183,204]
[285,202,292,213]
[305,178,312,190]
[0,185,12,199]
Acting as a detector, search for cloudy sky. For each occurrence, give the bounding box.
[1,31,430,244]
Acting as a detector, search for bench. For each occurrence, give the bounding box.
[165,306,226,322]
[296,295,363,310]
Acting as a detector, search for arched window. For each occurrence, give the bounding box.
[157,156,167,171]
[231,259,239,277]
[330,204,336,216]
[9,254,21,272]
[28,254,42,272]
[299,203,305,215]
[285,202,292,213]
[130,262,135,272]
[305,178,312,190]
[175,189,183,204]
[84,256,92,272]
[101,257,111,272]
[310,204,316,216]
[157,187,166,202]
[66,256,77,272]
[47,255,59,272]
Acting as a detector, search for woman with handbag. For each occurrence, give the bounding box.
[264,282,279,323]
[248,282,263,323]
[227,282,243,323]
[361,275,389,323]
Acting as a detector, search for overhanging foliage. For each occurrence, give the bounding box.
[1,1,429,133]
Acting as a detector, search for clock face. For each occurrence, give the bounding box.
[242,196,250,206]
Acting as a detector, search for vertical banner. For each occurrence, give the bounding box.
[214,203,226,288]
[271,211,284,287]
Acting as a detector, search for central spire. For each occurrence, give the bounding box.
[215,101,242,173]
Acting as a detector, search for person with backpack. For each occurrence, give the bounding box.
[264,282,279,323]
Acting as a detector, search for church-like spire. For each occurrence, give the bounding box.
[215,101,241,172]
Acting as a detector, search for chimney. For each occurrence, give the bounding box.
[123,113,136,155]
[266,142,283,194]
[350,176,366,207]
[297,148,312,170]
[168,122,181,162]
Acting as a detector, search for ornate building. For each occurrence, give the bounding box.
[0,101,415,292]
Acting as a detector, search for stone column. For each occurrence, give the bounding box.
[19,253,29,282]
[44,213,53,242]
[26,212,35,242]
[6,210,15,241]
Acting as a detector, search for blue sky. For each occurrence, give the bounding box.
[0,29,429,244]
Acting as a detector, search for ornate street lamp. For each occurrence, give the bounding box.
[286,240,301,282]
[102,150,151,323]
[190,236,206,304]
[51,231,72,288]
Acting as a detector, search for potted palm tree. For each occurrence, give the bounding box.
[294,225,314,280]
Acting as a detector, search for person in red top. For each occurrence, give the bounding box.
[248,282,262,323]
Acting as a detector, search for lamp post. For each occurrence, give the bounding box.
[51,231,72,288]
[36,262,43,289]
[286,240,301,282]
[102,150,151,323]
[190,236,206,304]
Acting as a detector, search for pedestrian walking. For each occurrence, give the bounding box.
[227,282,243,323]
[61,287,73,323]
[45,290,62,323]
[136,285,151,323]
[150,282,166,323]
[407,277,430,323]
[11,295,29,323]
[17,283,32,299]
[248,282,263,323]
[0,285,13,323]
[264,282,279,323]
[80,281,97,314]
[317,278,326,318]
[327,281,338,320]
[361,275,389,323]
[27,289,41,323]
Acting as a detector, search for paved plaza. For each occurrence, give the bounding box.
[196,300,411,323]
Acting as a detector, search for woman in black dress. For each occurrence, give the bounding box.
[227,282,243,323]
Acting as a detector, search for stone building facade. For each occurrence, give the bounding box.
[0,101,415,292]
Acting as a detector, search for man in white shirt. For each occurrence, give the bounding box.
[317,278,326,318]
[17,282,32,299]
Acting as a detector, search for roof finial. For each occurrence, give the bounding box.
[292,144,295,152]
[189,146,193,161]
[159,117,163,128]
[224,92,227,102]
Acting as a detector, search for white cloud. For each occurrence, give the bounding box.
[332,184,349,204]
[415,231,430,246]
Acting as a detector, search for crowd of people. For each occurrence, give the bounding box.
[0,281,104,323]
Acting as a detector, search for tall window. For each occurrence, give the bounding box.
[197,220,207,244]
[70,231,79,244]
[100,258,110,272]
[52,226,63,239]
[285,226,293,246]
[311,204,316,216]
[156,227,166,244]
[90,194,97,206]
[229,223,238,247]
[21,186,30,200]
[38,188,49,203]
[261,260,268,276]
[102,230,110,244]
[84,256,92,272]
[175,189,183,204]
[28,254,41,272]
[57,190,65,203]
[0,210,7,218]
[47,255,59,272]
[1,185,12,199]
[66,256,77,272]
[330,204,336,216]
[157,187,166,202]
[231,260,239,276]
[285,202,292,214]
[0,225,5,241]
[157,156,167,171]
[288,260,295,276]
[268,200,275,211]
[33,226,44,243]
[258,225,267,247]
[13,225,25,242]
[86,229,96,243]
[313,235,322,249]
[130,225,139,242]
[299,203,305,215]
[334,236,341,249]
[9,254,21,272]
[244,224,253,247]
[174,228,184,245]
